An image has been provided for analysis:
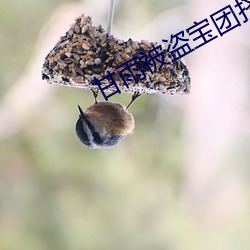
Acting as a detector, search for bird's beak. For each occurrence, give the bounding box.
[77,105,86,119]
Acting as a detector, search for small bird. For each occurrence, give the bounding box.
[75,90,140,149]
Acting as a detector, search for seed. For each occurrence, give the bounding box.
[125,48,132,53]
[65,52,72,58]
[90,38,97,48]
[81,26,88,34]
[72,76,84,83]
[57,59,67,66]
[75,24,80,34]
[85,60,94,65]
[94,58,101,65]
[72,48,85,55]
[116,55,123,63]
[63,58,75,64]
[80,18,87,26]
[59,40,69,47]
[85,69,93,74]
[72,53,80,60]
[121,53,130,60]
[82,43,90,50]
[141,40,150,47]
[132,41,138,50]
[100,33,107,43]
[101,79,109,84]
[85,74,92,80]
[118,39,124,45]
[74,66,83,75]
[92,74,101,78]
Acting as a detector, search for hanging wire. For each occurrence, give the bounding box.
[107,0,115,35]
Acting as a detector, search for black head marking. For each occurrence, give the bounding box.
[75,118,92,147]
[76,105,103,148]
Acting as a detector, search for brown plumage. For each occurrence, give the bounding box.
[85,102,134,136]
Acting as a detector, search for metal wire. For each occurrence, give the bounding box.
[107,0,115,34]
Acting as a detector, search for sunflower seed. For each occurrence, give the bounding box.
[82,43,90,50]
[85,60,94,65]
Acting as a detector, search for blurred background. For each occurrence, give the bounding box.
[1,0,250,249]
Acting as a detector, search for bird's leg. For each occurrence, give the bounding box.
[126,92,141,110]
[91,88,99,104]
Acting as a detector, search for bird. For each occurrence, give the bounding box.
[75,90,140,149]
